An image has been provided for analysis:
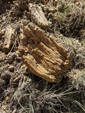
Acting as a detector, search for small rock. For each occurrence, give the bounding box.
[22,64,26,68]
[76,2,80,6]
[9,65,14,72]
[5,96,10,101]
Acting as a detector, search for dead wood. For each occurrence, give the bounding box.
[18,23,72,83]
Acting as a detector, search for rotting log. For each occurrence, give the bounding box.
[18,22,72,83]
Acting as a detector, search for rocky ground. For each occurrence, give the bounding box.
[0,0,85,113]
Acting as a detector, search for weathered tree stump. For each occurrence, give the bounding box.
[18,23,72,83]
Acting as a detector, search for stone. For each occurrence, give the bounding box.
[8,65,14,72]
[3,25,15,53]
[18,22,72,83]
[29,3,48,28]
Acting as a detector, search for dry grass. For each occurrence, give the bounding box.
[10,73,85,113]
[55,0,85,37]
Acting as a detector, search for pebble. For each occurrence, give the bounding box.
[8,65,14,72]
